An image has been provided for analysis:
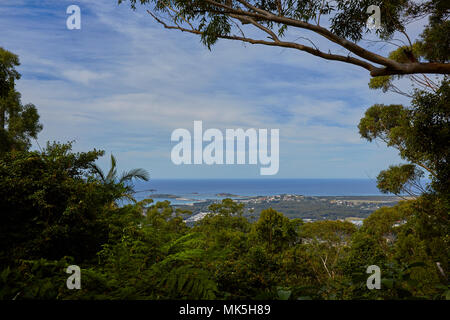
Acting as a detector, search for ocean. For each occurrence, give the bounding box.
[133,179,389,205]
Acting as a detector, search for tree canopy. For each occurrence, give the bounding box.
[0,47,42,153]
[358,79,449,197]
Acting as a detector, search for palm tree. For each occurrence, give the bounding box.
[90,154,149,205]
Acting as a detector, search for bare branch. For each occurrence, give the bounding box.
[231,14,280,41]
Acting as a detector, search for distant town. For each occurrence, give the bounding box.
[168,194,404,225]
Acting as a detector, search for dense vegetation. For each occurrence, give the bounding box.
[0,119,448,299]
[0,165,448,299]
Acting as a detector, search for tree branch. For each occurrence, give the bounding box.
[147,0,450,77]
[147,10,376,72]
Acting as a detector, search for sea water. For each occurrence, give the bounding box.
[132,179,389,205]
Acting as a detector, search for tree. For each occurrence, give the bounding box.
[251,208,301,252]
[357,78,449,299]
[208,197,245,217]
[358,79,449,197]
[90,154,150,205]
[119,0,449,77]
[145,199,189,235]
[194,199,250,254]
[300,220,356,281]
[0,47,42,153]
[0,142,110,265]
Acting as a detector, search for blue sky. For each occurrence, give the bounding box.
[1,0,418,179]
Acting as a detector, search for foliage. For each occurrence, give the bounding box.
[1,169,448,300]
[0,136,445,300]
[119,0,429,43]
[90,154,150,205]
[118,1,449,78]
[250,208,302,252]
[359,80,450,196]
[0,142,110,265]
[0,47,42,153]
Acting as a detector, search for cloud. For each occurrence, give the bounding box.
[62,69,110,85]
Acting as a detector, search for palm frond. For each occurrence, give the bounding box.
[106,154,118,182]
[121,192,138,204]
[90,163,106,182]
[120,168,150,183]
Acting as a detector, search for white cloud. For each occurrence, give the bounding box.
[62,69,110,85]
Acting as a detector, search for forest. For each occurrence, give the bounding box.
[0,143,448,299]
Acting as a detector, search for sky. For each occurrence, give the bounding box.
[0,0,421,179]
